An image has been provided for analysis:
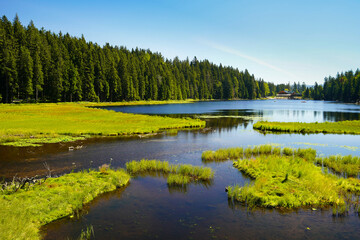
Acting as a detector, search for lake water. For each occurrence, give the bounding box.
[1,100,360,239]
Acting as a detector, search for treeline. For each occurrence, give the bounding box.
[302,70,360,102]
[0,15,273,103]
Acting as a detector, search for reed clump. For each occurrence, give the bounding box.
[126,159,214,185]
[0,169,130,240]
[201,145,316,162]
[315,155,360,177]
[253,120,360,135]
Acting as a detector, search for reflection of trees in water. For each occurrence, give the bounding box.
[322,111,360,122]
[166,110,263,133]
[205,118,252,132]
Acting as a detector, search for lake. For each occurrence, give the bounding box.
[1,100,360,239]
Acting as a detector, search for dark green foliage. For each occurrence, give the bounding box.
[0,15,269,103]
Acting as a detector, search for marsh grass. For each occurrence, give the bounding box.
[0,169,130,240]
[126,159,214,185]
[0,103,205,147]
[253,120,360,135]
[201,145,316,163]
[315,155,360,177]
[225,148,360,211]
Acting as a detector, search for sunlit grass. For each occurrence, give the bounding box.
[253,120,360,134]
[315,155,360,177]
[0,168,130,240]
[0,103,205,147]
[201,144,316,162]
[228,155,343,208]
[201,145,360,210]
[126,159,214,185]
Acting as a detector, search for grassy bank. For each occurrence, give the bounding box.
[126,159,214,186]
[0,102,205,147]
[253,120,360,134]
[0,168,130,240]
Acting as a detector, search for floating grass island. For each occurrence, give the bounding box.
[203,145,360,213]
[0,168,130,240]
[0,101,205,147]
[126,159,214,186]
[253,120,360,134]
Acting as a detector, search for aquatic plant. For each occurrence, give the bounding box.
[76,225,95,240]
[0,103,205,147]
[0,169,130,240]
[253,120,360,135]
[126,159,214,185]
[315,155,360,177]
[201,145,316,162]
[167,174,191,186]
[228,155,344,208]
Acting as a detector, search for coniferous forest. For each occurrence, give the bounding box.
[0,15,274,103]
[1,15,359,104]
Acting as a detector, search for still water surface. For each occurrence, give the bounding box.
[1,100,360,239]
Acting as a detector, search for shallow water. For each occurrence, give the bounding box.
[1,100,360,239]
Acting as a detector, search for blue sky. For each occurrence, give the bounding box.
[1,0,359,84]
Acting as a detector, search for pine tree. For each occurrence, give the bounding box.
[18,46,33,99]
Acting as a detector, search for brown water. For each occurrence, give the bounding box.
[1,100,360,239]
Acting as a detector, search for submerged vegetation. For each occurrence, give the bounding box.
[253,120,360,135]
[0,103,205,146]
[201,145,360,212]
[126,159,214,186]
[0,168,130,240]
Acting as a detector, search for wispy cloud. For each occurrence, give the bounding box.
[199,39,297,80]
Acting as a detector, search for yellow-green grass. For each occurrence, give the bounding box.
[253,120,360,134]
[0,103,205,146]
[126,159,214,185]
[226,152,360,210]
[201,144,316,162]
[82,99,197,107]
[0,168,130,240]
[315,155,360,177]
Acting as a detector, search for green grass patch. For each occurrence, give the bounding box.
[0,102,205,147]
[253,120,360,134]
[201,144,316,162]
[228,155,342,208]
[126,159,214,185]
[0,169,130,240]
[315,155,360,177]
[219,146,360,211]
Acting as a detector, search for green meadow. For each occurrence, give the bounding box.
[0,102,205,147]
[253,120,360,134]
[0,168,130,240]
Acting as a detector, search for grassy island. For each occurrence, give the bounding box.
[203,145,360,211]
[126,159,214,186]
[0,101,205,147]
[0,168,130,240]
[253,120,360,134]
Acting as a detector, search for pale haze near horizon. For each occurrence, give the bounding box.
[1,0,359,85]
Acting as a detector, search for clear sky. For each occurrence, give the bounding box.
[1,0,359,84]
